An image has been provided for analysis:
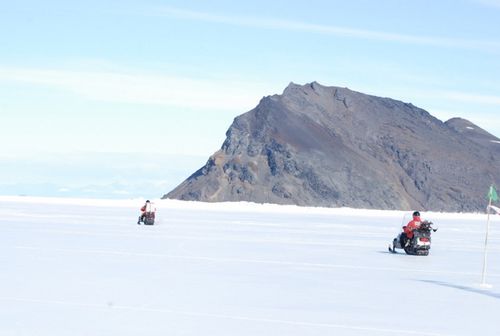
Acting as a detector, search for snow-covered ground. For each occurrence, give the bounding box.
[1,196,499,336]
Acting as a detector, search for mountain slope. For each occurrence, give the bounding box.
[165,82,500,211]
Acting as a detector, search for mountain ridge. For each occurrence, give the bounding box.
[164,82,499,212]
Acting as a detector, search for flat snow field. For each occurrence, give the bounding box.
[1,196,499,336]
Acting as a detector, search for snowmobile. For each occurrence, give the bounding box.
[142,211,155,225]
[138,211,155,225]
[138,201,156,225]
[389,220,437,256]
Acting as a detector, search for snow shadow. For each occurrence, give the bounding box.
[419,280,500,300]
[377,250,405,256]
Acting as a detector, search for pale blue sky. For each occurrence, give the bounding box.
[1,0,499,197]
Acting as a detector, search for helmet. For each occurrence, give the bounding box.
[146,200,150,203]
[412,211,420,217]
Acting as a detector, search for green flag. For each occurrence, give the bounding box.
[488,185,498,202]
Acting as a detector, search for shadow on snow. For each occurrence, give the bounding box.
[419,279,500,300]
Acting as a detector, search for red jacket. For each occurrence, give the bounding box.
[404,216,421,239]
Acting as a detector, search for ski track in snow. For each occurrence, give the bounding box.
[1,196,499,336]
[7,245,500,278]
[0,297,447,336]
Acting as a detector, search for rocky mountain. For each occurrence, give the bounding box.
[164,82,500,212]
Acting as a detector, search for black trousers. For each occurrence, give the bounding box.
[400,233,409,247]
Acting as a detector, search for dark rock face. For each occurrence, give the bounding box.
[164,82,500,212]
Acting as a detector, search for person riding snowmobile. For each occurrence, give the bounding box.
[138,200,155,224]
[400,211,422,247]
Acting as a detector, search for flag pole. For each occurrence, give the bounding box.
[480,194,492,288]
